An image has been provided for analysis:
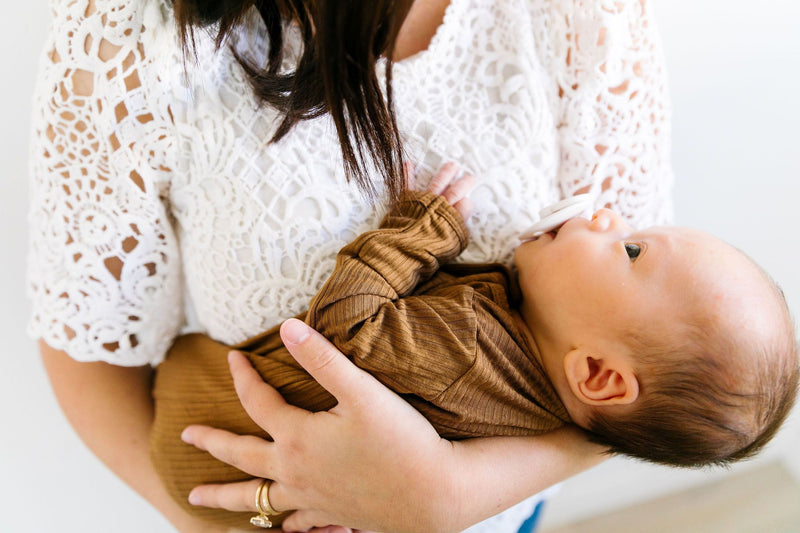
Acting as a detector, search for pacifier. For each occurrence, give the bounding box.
[519,193,594,241]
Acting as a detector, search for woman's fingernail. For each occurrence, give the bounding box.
[188,490,201,505]
[228,350,241,363]
[181,428,194,445]
[282,319,310,345]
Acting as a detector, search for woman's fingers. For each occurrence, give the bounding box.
[281,512,368,533]
[188,478,262,512]
[226,350,307,433]
[187,476,295,518]
[279,319,380,407]
[282,513,378,533]
[187,478,369,533]
[181,426,274,478]
[188,321,448,531]
[280,510,328,532]
[187,476,297,519]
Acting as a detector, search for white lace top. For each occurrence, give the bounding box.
[27,0,672,529]
[28,0,673,368]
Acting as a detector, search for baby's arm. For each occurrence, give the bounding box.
[306,165,476,394]
[307,164,474,329]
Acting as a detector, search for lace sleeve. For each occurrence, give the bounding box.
[550,0,674,227]
[26,0,182,366]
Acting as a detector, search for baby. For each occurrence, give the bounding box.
[150,165,799,528]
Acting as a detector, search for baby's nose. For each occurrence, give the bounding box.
[589,208,623,232]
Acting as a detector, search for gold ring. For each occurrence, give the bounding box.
[259,477,280,516]
[250,479,273,529]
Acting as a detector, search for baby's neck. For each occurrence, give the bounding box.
[511,310,545,368]
[512,309,592,427]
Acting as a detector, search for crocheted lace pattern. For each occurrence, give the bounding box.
[28,0,673,370]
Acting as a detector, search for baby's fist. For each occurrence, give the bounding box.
[426,162,476,220]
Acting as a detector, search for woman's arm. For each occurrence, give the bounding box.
[183,320,608,533]
[39,341,228,533]
[29,3,211,527]
[447,427,606,529]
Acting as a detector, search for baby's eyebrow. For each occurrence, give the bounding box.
[636,231,673,271]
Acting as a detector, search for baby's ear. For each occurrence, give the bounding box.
[563,348,639,406]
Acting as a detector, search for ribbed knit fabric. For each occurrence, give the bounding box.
[151,192,570,528]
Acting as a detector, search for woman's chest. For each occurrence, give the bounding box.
[168,0,562,342]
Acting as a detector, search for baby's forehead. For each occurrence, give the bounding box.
[659,228,778,331]
[642,226,790,367]
[648,226,743,270]
[645,226,763,300]
[647,224,718,244]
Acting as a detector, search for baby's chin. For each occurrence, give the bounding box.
[513,236,557,284]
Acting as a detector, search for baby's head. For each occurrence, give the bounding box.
[515,208,799,467]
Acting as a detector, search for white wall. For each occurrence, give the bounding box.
[1,1,798,532]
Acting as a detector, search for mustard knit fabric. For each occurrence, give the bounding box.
[150,193,569,528]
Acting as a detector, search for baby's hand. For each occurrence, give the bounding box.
[405,161,476,220]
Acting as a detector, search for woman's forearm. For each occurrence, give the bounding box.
[441,428,608,531]
[39,341,219,532]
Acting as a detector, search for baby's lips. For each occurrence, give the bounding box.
[519,223,551,241]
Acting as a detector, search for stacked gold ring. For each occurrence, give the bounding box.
[250,479,278,528]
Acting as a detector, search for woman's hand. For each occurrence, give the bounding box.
[182,320,609,533]
[182,319,459,533]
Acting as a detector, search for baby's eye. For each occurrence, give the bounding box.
[624,243,642,261]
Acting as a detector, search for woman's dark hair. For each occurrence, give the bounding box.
[173,0,415,202]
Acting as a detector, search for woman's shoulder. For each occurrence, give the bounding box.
[48,0,173,26]
[39,0,181,144]
[47,0,176,61]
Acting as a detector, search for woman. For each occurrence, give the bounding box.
[29,0,673,531]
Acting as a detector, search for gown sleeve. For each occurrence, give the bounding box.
[549,0,674,227]
[307,192,475,398]
[26,0,183,366]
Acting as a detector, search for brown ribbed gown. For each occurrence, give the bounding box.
[150,192,570,528]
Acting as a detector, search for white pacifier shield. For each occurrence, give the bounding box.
[519,194,593,241]
[538,193,592,218]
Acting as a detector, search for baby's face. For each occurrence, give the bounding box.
[514,209,771,350]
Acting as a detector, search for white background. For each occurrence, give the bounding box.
[1,1,798,531]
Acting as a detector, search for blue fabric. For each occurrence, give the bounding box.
[516,501,545,533]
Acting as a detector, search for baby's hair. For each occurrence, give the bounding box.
[586,276,799,468]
